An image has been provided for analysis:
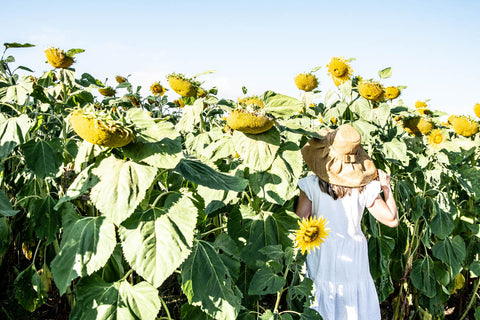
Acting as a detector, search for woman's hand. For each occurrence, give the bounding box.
[377,169,391,188]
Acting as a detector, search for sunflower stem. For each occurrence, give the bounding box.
[273,267,289,314]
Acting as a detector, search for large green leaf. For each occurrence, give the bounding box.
[126,108,179,143]
[368,235,395,279]
[182,240,242,320]
[176,99,205,133]
[14,264,47,312]
[430,200,454,239]
[0,189,18,216]
[2,76,34,105]
[456,165,480,200]
[55,163,99,209]
[380,138,408,165]
[248,266,286,295]
[30,196,60,244]
[90,156,157,225]
[0,114,32,159]
[123,137,183,169]
[174,158,247,192]
[411,256,437,298]
[432,235,466,275]
[181,304,214,320]
[70,275,161,320]
[50,212,116,295]
[263,92,303,119]
[197,184,238,215]
[22,139,63,178]
[119,193,197,287]
[232,128,280,172]
[351,120,378,143]
[371,103,391,128]
[0,217,11,258]
[249,142,303,205]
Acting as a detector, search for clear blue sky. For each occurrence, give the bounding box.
[2,0,480,117]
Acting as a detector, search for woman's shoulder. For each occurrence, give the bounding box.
[298,175,319,201]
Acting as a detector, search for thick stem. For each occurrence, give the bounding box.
[458,278,480,320]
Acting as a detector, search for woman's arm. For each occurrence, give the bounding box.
[367,170,399,228]
[296,191,312,219]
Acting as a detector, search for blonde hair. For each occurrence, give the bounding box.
[318,178,366,200]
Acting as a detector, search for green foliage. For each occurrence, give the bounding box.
[0,46,479,320]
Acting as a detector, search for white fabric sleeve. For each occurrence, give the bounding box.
[298,175,316,201]
[362,180,381,208]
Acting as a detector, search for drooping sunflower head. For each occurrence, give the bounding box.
[45,47,74,69]
[384,87,401,100]
[427,129,445,149]
[126,94,141,107]
[415,101,427,109]
[197,87,207,98]
[358,80,384,102]
[402,116,420,135]
[115,75,127,83]
[417,108,433,116]
[417,118,434,135]
[150,82,166,96]
[294,216,329,255]
[226,109,274,134]
[452,116,479,137]
[474,103,480,118]
[294,73,319,92]
[167,73,200,97]
[327,57,353,86]
[98,87,116,97]
[238,95,264,109]
[173,99,185,108]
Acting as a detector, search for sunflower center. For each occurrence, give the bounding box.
[332,64,348,77]
[433,134,443,144]
[303,226,319,243]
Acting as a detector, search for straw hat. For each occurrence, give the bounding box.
[301,124,377,187]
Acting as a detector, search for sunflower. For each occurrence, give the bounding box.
[173,99,185,108]
[167,73,199,97]
[447,115,457,126]
[115,76,127,83]
[294,73,318,92]
[45,47,74,69]
[474,103,480,118]
[126,94,141,107]
[98,87,116,97]
[294,216,329,255]
[226,109,274,134]
[417,108,433,116]
[358,80,384,102]
[452,116,479,137]
[197,87,207,98]
[415,101,427,109]
[402,116,434,135]
[427,129,445,149]
[150,82,166,96]
[384,87,400,100]
[238,96,264,108]
[327,57,353,86]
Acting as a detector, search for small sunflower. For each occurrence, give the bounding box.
[417,108,433,116]
[173,99,185,108]
[358,80,384,102]
[238,96,264,108]
[167,73,199,97]
[294,73,318,92]
[415,101,427,109]
[418,118,434,135]
[98,87,116,97]
[474,103,480,118]
[427,129,445,149]
[126,94,141,107]
[327,57,353,86]
[115,76,127,83]
[45,47,74,69]
[384,87,400,100]
[452,116,479,137]
[150,82,166,96]
[294,216,329,255]
[331,117,337,125]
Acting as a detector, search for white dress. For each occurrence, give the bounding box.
[298,175,381,320]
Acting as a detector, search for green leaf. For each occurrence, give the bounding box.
[351,120,378,143]
[263,92,304,118]
[176,99,205,133]
[65,48,85,57]
[181,304,214,320]
[123,137,183,169]
[470,261,480,278]
[14,264,47,312]
[249,142,303,205]
[197,184,238,215]
[456,165,480,200]
[22,139,63,178]
[4,42,35,48]
[288,277,314,301]
[378,67,392,79]
[232,127,281,172]
[90,156,157,225]
[0,216,11,258]
[181,240,242,319]
[371,103,391,128]
[432,236,466,275]
[0,190,18,216]
[2,76,34,105]
[374,273,394,302]
[119,193,197,288]
[0,114,32,159]
[430,200,454,239]
[411,256,437,298]
[126,109,179,143]
[174,158,247,192]
[55,163,99,209]
[51,213,116,295]
[381,138,408,165]
[248,266,286,295]
[368,235,395,279]
[30,196,60,244]
[70,275,161,320]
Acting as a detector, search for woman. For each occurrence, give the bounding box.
[296,124,398,320]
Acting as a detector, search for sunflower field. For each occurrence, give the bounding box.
[0,43,479,320]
